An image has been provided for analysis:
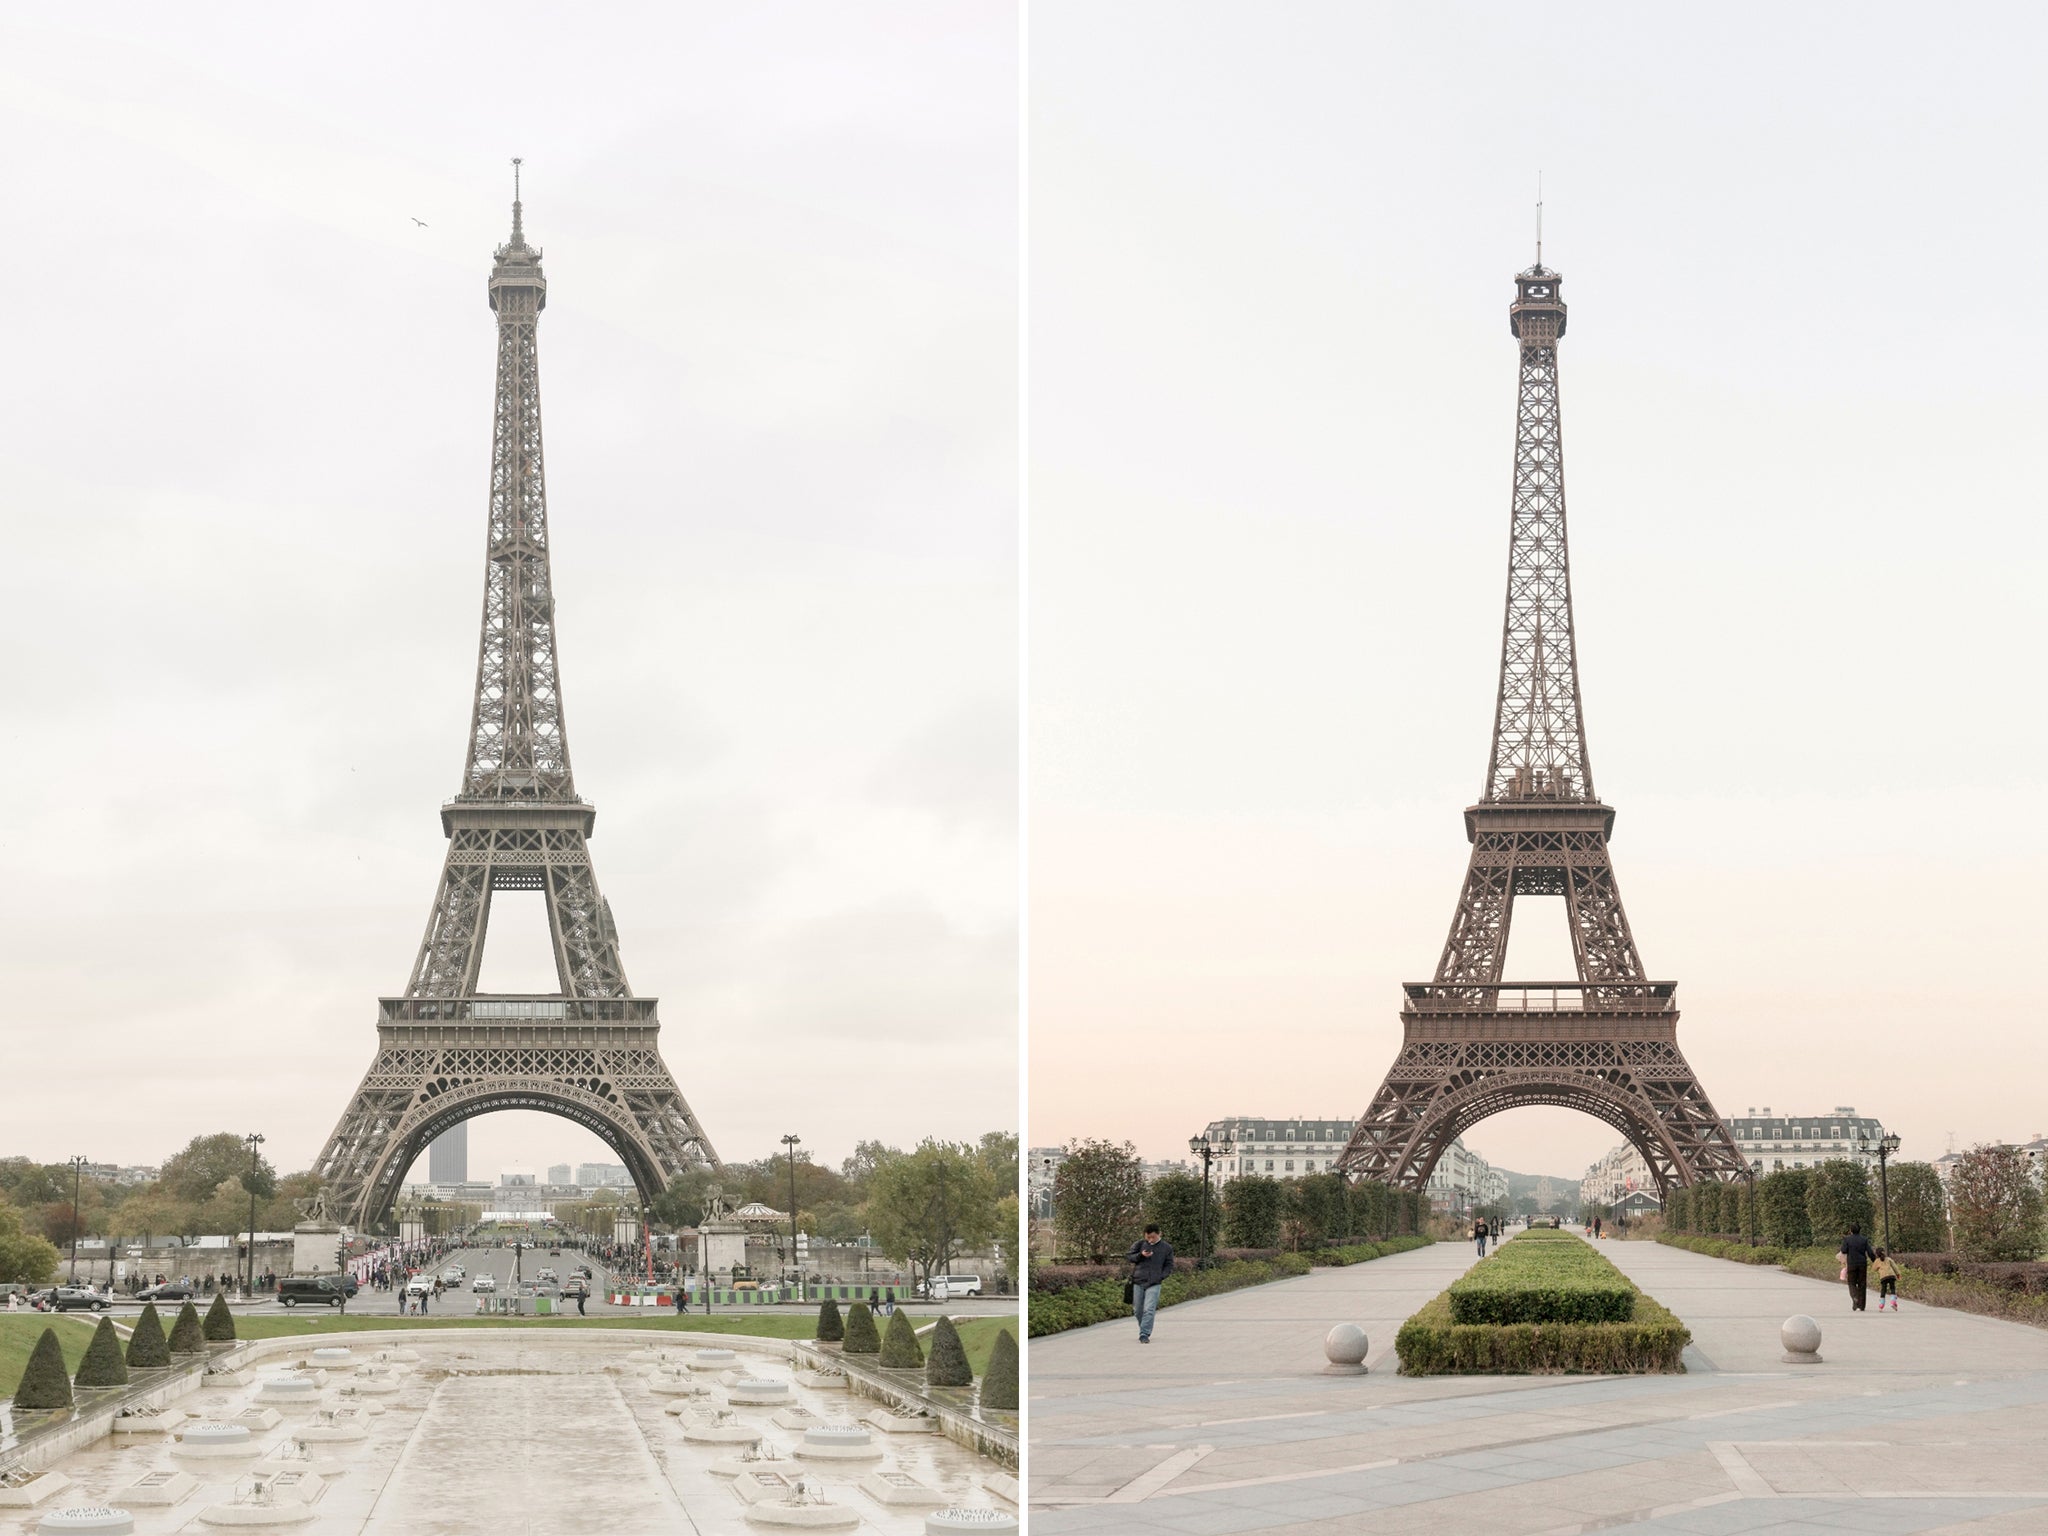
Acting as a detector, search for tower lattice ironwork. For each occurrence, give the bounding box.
[311,174,721,1227]
[1336,260,1746,1197]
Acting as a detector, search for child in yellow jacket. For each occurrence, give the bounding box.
[1871,1249,1899,1311]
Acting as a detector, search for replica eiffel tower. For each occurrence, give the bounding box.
[311,170,721,1227]
[1337,255,1746,1197]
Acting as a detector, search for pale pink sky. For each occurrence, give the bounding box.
[1028,3,2047,1180]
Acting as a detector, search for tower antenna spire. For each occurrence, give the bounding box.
[511,156,524,243]
[1536,172,1543,268]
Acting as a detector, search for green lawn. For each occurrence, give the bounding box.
[227,1312,821,1342]
[1,1315,100,1398]
[950,1316,1013,1377]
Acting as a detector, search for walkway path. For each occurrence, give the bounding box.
[1029,1235,2048,1534]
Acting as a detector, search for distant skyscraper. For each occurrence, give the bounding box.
[548,1163,572,1186]
[576,1162,631,1188]
[428,1124,468,1184]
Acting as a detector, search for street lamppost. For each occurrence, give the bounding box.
[1864,1131,1902,1249]
[244,1133,266,1299]
[1187,1133,1235,1264]
[67,1156,87,1284]
[781,1134,802,1299]
[1747,1159,1761,1247]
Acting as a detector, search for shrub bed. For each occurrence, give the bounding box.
[1398,1231,1689,1375]
[1655,1233,2048,1329]
[1028,1235,1432,1339]
[1448,1236,1635,1325]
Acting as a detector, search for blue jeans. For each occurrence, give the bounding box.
[1134,1282,1161,1339]
[1476,1235,1487,1257]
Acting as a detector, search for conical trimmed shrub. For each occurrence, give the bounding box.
[203,1291,237,1342]
[12,1327,73,1410]
[169,1301,206,1354]
[879,1309,924,1369]
[816,1298,843,1343]
[980,1328,1017,1411]
[126,1303,171,1367]
[75,1317,130,1387]
[842,1302,880,1355]
[925,1315,970,1387]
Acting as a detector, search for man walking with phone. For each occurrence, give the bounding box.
[1127,1223,1175,1344]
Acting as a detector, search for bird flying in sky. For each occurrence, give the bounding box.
[411,217,428,228]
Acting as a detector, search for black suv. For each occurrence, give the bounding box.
[50,1286,112,1312]
[276,1274,359,1308]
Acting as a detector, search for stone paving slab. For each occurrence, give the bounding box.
[1029,1234,2048,1533]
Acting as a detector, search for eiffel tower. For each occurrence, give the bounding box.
[1337,257,1746,1198]
[310,169,721,1227]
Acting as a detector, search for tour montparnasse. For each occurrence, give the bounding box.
[310,181,722,1229]
[1337,256,1748,1198]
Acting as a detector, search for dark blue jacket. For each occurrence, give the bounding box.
[1127,1238,1174,1286]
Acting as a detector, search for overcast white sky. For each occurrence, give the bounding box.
[1029,3,2048,1180]
[0,4,1018,1180]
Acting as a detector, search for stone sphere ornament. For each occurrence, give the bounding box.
[1780,1314,1823,1364]
[1323,1323,1370,1374]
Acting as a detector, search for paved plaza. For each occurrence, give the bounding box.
[1029,1236,2048,1534]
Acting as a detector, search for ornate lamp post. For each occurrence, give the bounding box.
[67,1155,87,1283]
[1747,1158,1761,1247]
[243,1133,266,1299]
[780,1134,803,1299]
[1187,1132,1236,1264]
[1868,1131,1902,1249]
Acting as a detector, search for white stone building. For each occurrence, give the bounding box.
[1726,1106,1890,1175]
[1581,1142,1656,1210]
[1195,1115,1505,1211]
[1027,1145,1066,1221]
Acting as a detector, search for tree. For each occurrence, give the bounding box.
[1143,1172,1205,1255]
[1806,1160,1875,1244]
[75,1317,129,1387]
[161,1134,276,1207]
[1885,1161,1948,1253]
[993,1194,1021,1279]
[11,1327,72,1410]
[816,1299,844,1343]
[1757,1169,1813,1248]
[127,1303,171,1367]
[1288,1174,1353,1246]
[843,1302,880,1355]
[1223,1175,1282,1249]
[203,1291,237,1342]
[840,1141,901,1194]
[0,1197,61,1284]
[1948,1144,2046,1262]
[868,1141,1001,1292]
[981,1327,1017,1411]
[650,1171,718,1231]
[925,1315,971,1387]
[169,1301,206,1354]
[1051,1140,1144,1263]
[879,1309,924,1369]
[976,1131,1019,1195]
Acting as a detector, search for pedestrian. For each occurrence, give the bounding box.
[574,1279,587,1317]
[1474,1216,1489,1258]
[673,1281,686,1318]
[1126,1222,1174,1343]
[1838,1223,1874,1312]
[1871,1247,1900,1312]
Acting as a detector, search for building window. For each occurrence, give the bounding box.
[1284,1161,1294,1173]
[1265,1160,1274,1172]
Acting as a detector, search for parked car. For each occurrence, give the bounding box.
[920,1274,984,1300]
[471,1273,496,1292]
[440,1266,465,1282]
[275,1275,358,1309]
[406,1276,436,1297]
[50,1286,114,1312]
[136,1281,194,1303]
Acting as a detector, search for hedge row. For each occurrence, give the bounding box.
[1656,1232,2048,1329]
[1448,1234,1636,1325]
[1028,1236,1433,1338]
[1395,1289,1690,1375]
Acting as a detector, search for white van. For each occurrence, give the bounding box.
[921,1274,983,1300]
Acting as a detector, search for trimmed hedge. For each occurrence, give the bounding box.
[815,1298,844,1343]
[1398,1231,1690,1374]
[842,1302,880,1355]
[126,1303,171,1368]
[1656,1231,2048,1329]
[981,1328,1017,1411]
[12,1327,73,1409]
[1655,1233,1789,1266]
[1398,1291,1689,1374]
[925,1316,972,1387]
[75,1317,130,1387]
[1029,1235,1433,1338]
[169,1301,207,1354]
[879,1309,924,1368]
[1448,1237,1635,1325]
[203,1291,237,1341]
